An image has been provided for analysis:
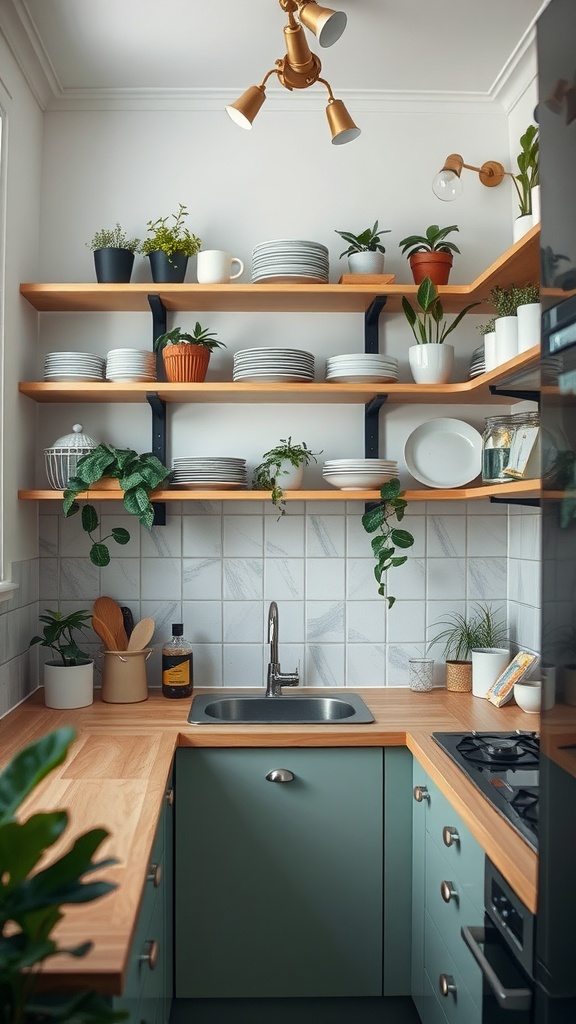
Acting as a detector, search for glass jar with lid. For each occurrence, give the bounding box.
[482,415,516,483]
[504,410,540,480]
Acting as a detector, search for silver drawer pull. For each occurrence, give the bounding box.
[165,787,174,806]
[266,768,295,783]
[140,939,159,971]
[442,825,460,847]
[147,862,162,888]
[440,880,458,903]
[413,785,430,803]
[439,973,457,997]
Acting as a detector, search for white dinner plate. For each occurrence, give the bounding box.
[404,418,483,488]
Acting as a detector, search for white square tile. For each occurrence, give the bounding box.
[467,515,507,557]
[467,558,507,600]
[100,513,141,556]
[346,558,377,600]
[39,515,59,556]
[99,557,141,601]
[223,645,264,686]
[183,558,222,600]
[306,514,345,556]
[306,601,345,642]
[192,644,224,687]
[60,559,100,601]
[306,558,345,600]
[264,559,305,600]
[183,515,222,557]
[346,644,386,687]
[427,516,466,557]
[265,514,305,556]
[141,514,182,557]
[223,559,263,600]
[386,601,426,644]
[223,601,263,643]
[223,515,263,556]
[141,557,182,601]
[347,601,386,643]
[268,601,305,644]
[427,558,466,600]
[183,601,222,643]
[305,644,345,686]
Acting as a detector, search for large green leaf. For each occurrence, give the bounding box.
[0,814,67,890]
[89,543,111,567]
[390,529,415,549]
[416,276,437,311]
[81,505,99,534]
[361,506,384,533]
[0,729,75,824]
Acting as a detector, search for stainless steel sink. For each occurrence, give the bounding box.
[188,693,375,725]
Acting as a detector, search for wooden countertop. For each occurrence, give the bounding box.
[2,687,539,993]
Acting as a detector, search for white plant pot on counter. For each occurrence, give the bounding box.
[43,660,94,709]
[408,344,454,384]
[471,647,510,699]
[517,302,542,353]
[274,460,304,490]
[494,316,518,365]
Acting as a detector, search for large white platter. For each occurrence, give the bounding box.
[404,418,483,488]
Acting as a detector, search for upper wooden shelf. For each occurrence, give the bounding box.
[19,227,540,316]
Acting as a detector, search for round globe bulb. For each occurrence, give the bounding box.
[432,169,463,201]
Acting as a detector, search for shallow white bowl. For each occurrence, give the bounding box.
[323,472,392,490]
[513,681,542,714]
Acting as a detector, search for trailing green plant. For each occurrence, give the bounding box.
[361,478,414,608]
[153,324,225,353]
[427,603,508,661]
[335,220,390,258]
[29,608,92,666]
[489,283,540,317]
[140,203,201,261]
[0,726,125,1024]
[63,445,171,566]
[402,276,479,344]
[252,437,322,517]
[512,124,539,216]
[477,318,496,336]
[398,224,460,258]
[87,223,140,252]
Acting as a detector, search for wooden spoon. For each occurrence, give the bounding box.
[93,596,128,650]
[127,617,155,652]
[92,614,118,651]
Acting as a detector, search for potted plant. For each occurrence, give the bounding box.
[0,726,124,1023]
[87,223,141,283]
[477,317,497,372]
[489,283,540,363]
[427,603,508,693]
[140,203,202,283]
[153,323,226,382]
[398,224,460,285]
[63,444,171,565]
[29,608,94,708]
[361,478,414,608]
[512,124,539,241]
[252,437,322,517]
[334,220,391,274]
[402,276,479,383]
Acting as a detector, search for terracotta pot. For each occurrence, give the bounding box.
[162,344,210,382]
[409,251,453,286]
[445,660,472,692]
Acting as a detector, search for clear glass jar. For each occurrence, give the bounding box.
[505,410,540,480]
[482,415,516,483]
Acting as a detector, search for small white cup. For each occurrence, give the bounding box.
[513,680,542,714]
[197,249,244,284]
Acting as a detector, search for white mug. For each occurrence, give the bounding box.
[197,249,244,284]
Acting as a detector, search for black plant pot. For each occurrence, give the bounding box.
[148,250,189,284]
[93,247,135,283]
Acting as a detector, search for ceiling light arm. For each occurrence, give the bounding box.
[317,75,335,101]
[442,153,506,188]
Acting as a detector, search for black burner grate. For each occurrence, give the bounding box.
[456,732,539,769]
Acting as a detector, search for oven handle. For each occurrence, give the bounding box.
[461,926,532,1012]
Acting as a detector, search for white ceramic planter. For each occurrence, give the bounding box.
[483,331,497,372]
[516,301,542,353]
[347,251,385,274]
[471,647,510,699]
[531,185,541,225]
[43,660,94,709]
[494,316,518,365]
[275,460,304,490]
[408,344,454,384]
[513,214,533,243]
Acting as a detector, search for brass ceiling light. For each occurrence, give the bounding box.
[225,0,360,145]
[432,153,508,201]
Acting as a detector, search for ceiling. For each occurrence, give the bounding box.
[8,0,545,99]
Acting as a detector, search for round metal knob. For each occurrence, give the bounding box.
[413,785,430,803]
[439,973,457,997]
[147,862,162,888]
[140,939,159,970]
[442,825,460,847]
[440,880,458,903]
[165,787,174,806]
[266,768,295,783]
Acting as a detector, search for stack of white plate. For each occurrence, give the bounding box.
[325,353,399,383]
[233,348,315,383]
[106,349,157,382]
[322,458,398,490]
[252,239,329,284]
[171,456,247,490]
[469,345,486,378]
[44,351,106,382]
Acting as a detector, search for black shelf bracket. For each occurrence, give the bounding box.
[489,384,540,404]
[364,296,388,354]
[365,395,388,458]
[490,496,541,507]
[146,391,167,526]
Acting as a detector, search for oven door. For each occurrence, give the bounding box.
[462,921,534,1023]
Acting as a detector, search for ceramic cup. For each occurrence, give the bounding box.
[408,658,434,692]
[197,249,244,284]
[513,680,542,714]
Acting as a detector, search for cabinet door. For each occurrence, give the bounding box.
[174,747,383,999]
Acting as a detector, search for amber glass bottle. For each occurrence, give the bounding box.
[162,623,193,699]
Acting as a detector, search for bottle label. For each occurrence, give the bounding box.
[162,655,191,687]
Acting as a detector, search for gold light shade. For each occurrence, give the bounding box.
[326,98,361,145]
[225,85,267,129]
[283,21,316,76]
[298,1,347,47]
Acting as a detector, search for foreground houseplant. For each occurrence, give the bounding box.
[87,223,141,283]
[63,445,171,565]
[398,224,460,285]
[512,124,539,239]
[0,726,124,1024]
[402,276,479,383]
[427,603,508,693]
[252,437,321,517]
[141,203,202,283]
[153,324,226,382]
[335,220,390,274]
[30,608,94,709]
[361,478,414,608]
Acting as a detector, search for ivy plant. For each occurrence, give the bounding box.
[361,478,414,608]
[252,437,321,517]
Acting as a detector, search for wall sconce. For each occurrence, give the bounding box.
[432,153,507,202]
[226,0,360,146]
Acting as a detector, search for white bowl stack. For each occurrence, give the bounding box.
[171,456,247,490]
[44,351,106,381]
[233,348,315,382]
[322,458,398,490]
[252,239,329,283]
[106,349,157,382]
[325,353,399,383]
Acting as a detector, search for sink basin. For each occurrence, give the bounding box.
[188,693,375,725]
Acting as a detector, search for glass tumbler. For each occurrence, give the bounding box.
[409,658,434,692]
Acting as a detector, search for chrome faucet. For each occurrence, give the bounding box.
[266,601,299,697]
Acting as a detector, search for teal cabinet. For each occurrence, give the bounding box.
[174,747,383,999]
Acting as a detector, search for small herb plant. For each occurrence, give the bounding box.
[427,603,508,661]
[335,220,390,258]
[398,224,460,258]
[63,445,171,566]
[490,283,540,317]
[477,318,496,336]
[361,478,414,608]
[87,223,140,252]
[252,437,321,517]
[153,324,225,353]
[512,124,539,216]
[140,203,201,261]
[30,608,92,666]
[402,276,479,344]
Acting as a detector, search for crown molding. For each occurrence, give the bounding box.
[0,0,60,110]
[489,18,539,114]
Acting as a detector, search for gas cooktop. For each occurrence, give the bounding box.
[432,731,539,852]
